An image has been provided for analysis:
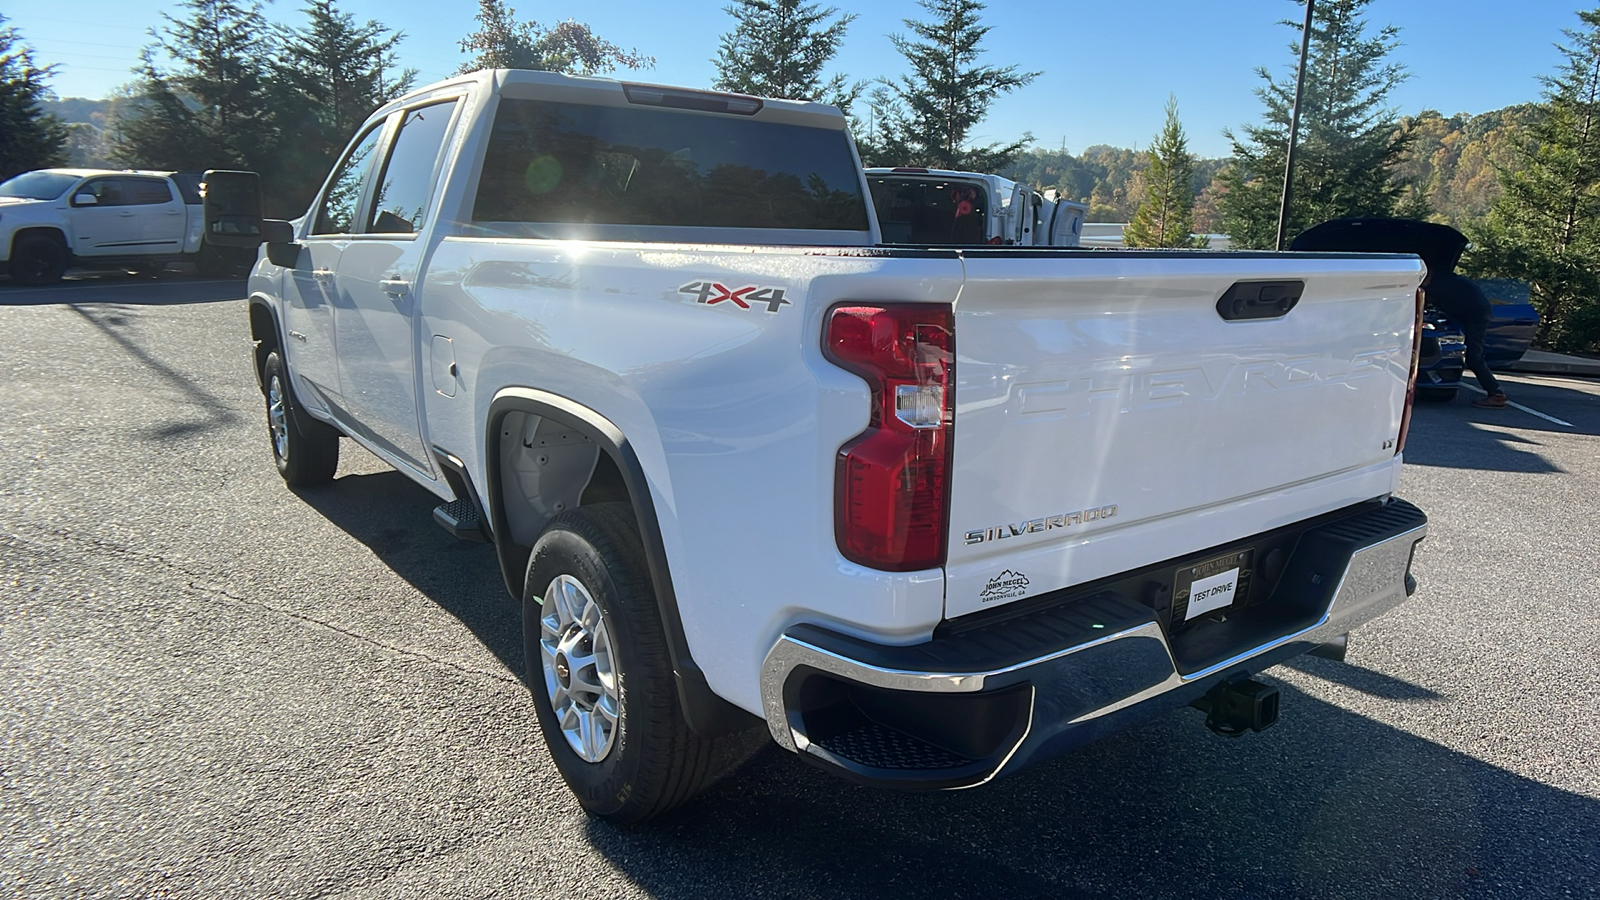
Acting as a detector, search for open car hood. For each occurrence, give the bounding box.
[1291,218,1468,275]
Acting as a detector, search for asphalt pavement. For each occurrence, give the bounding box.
[2,273,1597,899]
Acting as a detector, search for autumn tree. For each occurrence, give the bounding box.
[863,0,1038,170]
[1218,0,1411,249]
[0,16,69,179]
[458,0,652,75]
[713,0,860,114]
[1124,97,1206,248]
[1470,9,1600,351]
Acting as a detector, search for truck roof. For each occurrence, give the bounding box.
[30,167,179,179]
[865,167,1005,178]
[373,68,851,132]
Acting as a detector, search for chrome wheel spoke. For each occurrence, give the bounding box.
[537,573,620,763]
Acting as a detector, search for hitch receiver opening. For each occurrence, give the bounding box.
[1191,676,1280,737]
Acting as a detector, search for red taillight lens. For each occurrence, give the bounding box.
[1396,286,1426,455]
[825,304,954,571]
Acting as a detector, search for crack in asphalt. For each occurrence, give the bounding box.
[0,528,521,688]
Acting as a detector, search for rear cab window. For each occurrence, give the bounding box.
[470,97,871,240]
[867,176,991,245]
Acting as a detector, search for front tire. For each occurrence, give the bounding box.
[8,235,69,285]
[1417,385,1459,403]
[524,503,760,823]
[262,350,339,486]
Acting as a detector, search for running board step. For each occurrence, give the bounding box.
[433,498,489,542]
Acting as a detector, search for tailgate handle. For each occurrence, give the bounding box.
[1216,280,1304,321]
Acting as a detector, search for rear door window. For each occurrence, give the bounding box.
[119,178,175,205]
[314,124,385,235]
[368,100,459,235]
[472,99,869,232]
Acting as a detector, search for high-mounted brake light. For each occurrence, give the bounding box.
[1396,285,1426,455]
[825,304,954,571]
[622,83,763,115]
[891,167,930,173]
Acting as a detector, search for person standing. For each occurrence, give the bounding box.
[1425,269,1506,408]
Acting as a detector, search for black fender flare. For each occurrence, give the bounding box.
[246,294,285,391]
[485,388,758,737]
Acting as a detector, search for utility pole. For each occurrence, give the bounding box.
[1275,0,1315,251]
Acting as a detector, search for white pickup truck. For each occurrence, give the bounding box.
[0,167,251,283]
[230,69,1429,823]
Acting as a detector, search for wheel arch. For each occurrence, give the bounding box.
[247,293,283,391]
[8,226,70,264]
[485,387,757,737]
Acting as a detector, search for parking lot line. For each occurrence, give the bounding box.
[1460,381,1575,427]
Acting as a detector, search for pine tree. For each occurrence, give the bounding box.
[1124,96,1206,248]
[1470,10,1600,351]
[864,0,1038,170]
[275,0,414,147]
[268,0,416,212]
[1218,0,1411,249]
[111,0,275,171]
[458,0,652,75]
[0,16,69,180]
[108,59,221,171]
[713,0,860,114]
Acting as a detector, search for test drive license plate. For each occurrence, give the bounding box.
[1176,549,1254,622]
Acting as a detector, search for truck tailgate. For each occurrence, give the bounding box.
[945,252,1422,618]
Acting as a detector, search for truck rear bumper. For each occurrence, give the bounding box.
[759,497,1426,790]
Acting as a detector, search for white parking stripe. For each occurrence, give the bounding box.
[1461,381,1575,427]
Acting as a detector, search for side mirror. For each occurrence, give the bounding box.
[72,193,98,206]
[200,169,264,248]
[263,219,301,268]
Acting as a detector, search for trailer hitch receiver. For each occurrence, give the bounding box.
[1191,676,1280,737]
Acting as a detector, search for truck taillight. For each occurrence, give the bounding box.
[1396,286,1426,455]
[825,304,954,571]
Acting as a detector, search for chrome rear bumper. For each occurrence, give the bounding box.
[760,498,1426,789]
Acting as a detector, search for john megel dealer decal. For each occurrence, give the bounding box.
[980,570,1030,603]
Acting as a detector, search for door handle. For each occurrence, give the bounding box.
[119,211,136,217]
[311,268,336,282]
[379,277,411,297]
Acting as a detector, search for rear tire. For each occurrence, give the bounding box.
[8,234,69,285]
[1417,386,1459,402]
[262,350,339,486]
[524,503,764,823]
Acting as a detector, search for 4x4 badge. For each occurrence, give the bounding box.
[679,281,791,314]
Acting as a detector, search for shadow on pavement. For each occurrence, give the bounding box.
[585,681,1600,899]
[1402,377,1600,472]
[284,462,1600,898]
[1279,655,1444,702]
[293,469,523,678]
[0,271,245,306]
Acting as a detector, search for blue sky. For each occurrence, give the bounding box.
[8,0,1585,158]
